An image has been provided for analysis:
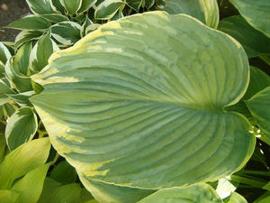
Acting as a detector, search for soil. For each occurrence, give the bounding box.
[0,0,29,41]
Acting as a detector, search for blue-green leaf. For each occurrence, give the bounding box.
[31,12,255,189]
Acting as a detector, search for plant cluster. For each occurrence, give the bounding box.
[0,0,270,202]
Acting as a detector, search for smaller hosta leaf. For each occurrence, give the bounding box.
[8,91,35,106]
[51,0,66,14]
[60,0,82,15]
[126,0,143,10]
[5,43,33,92]
[0,42,12,64]
[138,183,222,203]
[5,107,38,150]
[40,14,69,23]
[80,174,154,203]
[12,42,32,75]
[225,192,248,203]
[219,16,270,58]
[7,15,51,31]
[30,33,59,73]
[230,0,270,38]
[163,0,219,28]
[51,21,82,46]
[95,0,125,20]
[247,87,270,137]
[26,0,55,14]
[15,30,43,48]
[0,79,14,106]
[12,164,49,203]
[78,0,97,13]
[0,138,50,189]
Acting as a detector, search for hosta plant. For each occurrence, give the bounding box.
[0,0,270,202]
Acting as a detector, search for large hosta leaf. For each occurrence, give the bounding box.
[163,0,219,28]
[229,0,270,38]
[31,12,255,189]
[138,183,222,203]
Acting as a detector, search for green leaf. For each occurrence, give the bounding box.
[163,0,219,28]
[244,67,270,100]
[225,192,248,203]
[8,91,35,106]
[126,0,143,10]
[51,21,82,46]
[31,12,255,189]
[50,161,77,184]
[95,0,125,20]
[38,178,93,203]
[78,0,97,13]
[254,193,270,203]
[219,16,270,58]
[15,31,43,48]
[0,190,19,203]
[60,0,83,15]
[0,134,6,163]
[30,33,59,73]
[0,138,50,189]
[26,0,55,14]
[50,0,66,14]
[0,42,12,64]
[11,42,32,75]
[7,15,51,31]
[12,164,49,203]
[80,174,154,203]
[5,107,38,150]
[230,0,270,38]
[138,183,222,203]
[40,14,69,23]
[5,43,33,92]
[0,79,14,106]
[247,87,270,138]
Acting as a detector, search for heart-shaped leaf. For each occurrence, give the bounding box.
[31,12,255,189]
